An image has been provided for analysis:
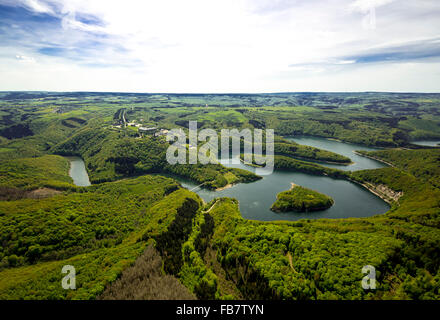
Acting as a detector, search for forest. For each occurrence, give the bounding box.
[270,185,334,213]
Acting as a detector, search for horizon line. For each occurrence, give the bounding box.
[1,90,440,95]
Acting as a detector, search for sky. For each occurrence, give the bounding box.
[0,0,439,93]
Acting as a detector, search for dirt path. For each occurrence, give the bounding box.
[286,252,295,271]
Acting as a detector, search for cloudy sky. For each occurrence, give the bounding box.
[0,0,439,92]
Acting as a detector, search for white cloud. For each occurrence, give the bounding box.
[349,0,396,12]
[60,12,105,33]
[0,0,439,92]
[336,60,357,65]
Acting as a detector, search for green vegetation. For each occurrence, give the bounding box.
[209,147,439,299]
[0,155,76,201]
[274,139,351,164]
[2,92,440,163]
[207,178,439,299]
[165,164,261,190]
[53,127,167,183]
[0,175,185,268]
[0,174,203,299]
[357,148,440,189]
[243,153,350,179]
[179,207,219,299]
[0,92,440,300]
[271,184,334,212]
[0,155,73,190]
[53,125,261,189]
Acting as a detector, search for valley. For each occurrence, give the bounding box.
[0,92,439,300]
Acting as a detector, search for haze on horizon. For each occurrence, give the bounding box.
[0,0,440,93]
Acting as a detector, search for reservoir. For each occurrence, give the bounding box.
[285,136,386,171]
[175,137,390,221]
[66,156,91,187]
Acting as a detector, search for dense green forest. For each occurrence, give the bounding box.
[206,155,440,299]
[0,155,76,200]
[0,173,202,299]
[271,185,334,212]
[52,126,261,189]
[0,92,439,300]
[273,140,351,164]
[242,153,349,179]
[357,148,440,189]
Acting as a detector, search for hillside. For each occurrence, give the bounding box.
[0,93,439,300]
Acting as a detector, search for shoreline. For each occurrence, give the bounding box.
[215,183,234,191]
[348,178,401,205]
[352,151,395,167]
[239,155,352,167]
[289,155,353,166]
[326,137,342,142]
[272,183,335,213]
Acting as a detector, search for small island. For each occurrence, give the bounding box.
[271,183,334,213]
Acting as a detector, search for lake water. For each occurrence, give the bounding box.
[285,136,386,171]
[175,137,390,221]
[62,138,390,221]
[411,140,440,147]
[66,156,91,187]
